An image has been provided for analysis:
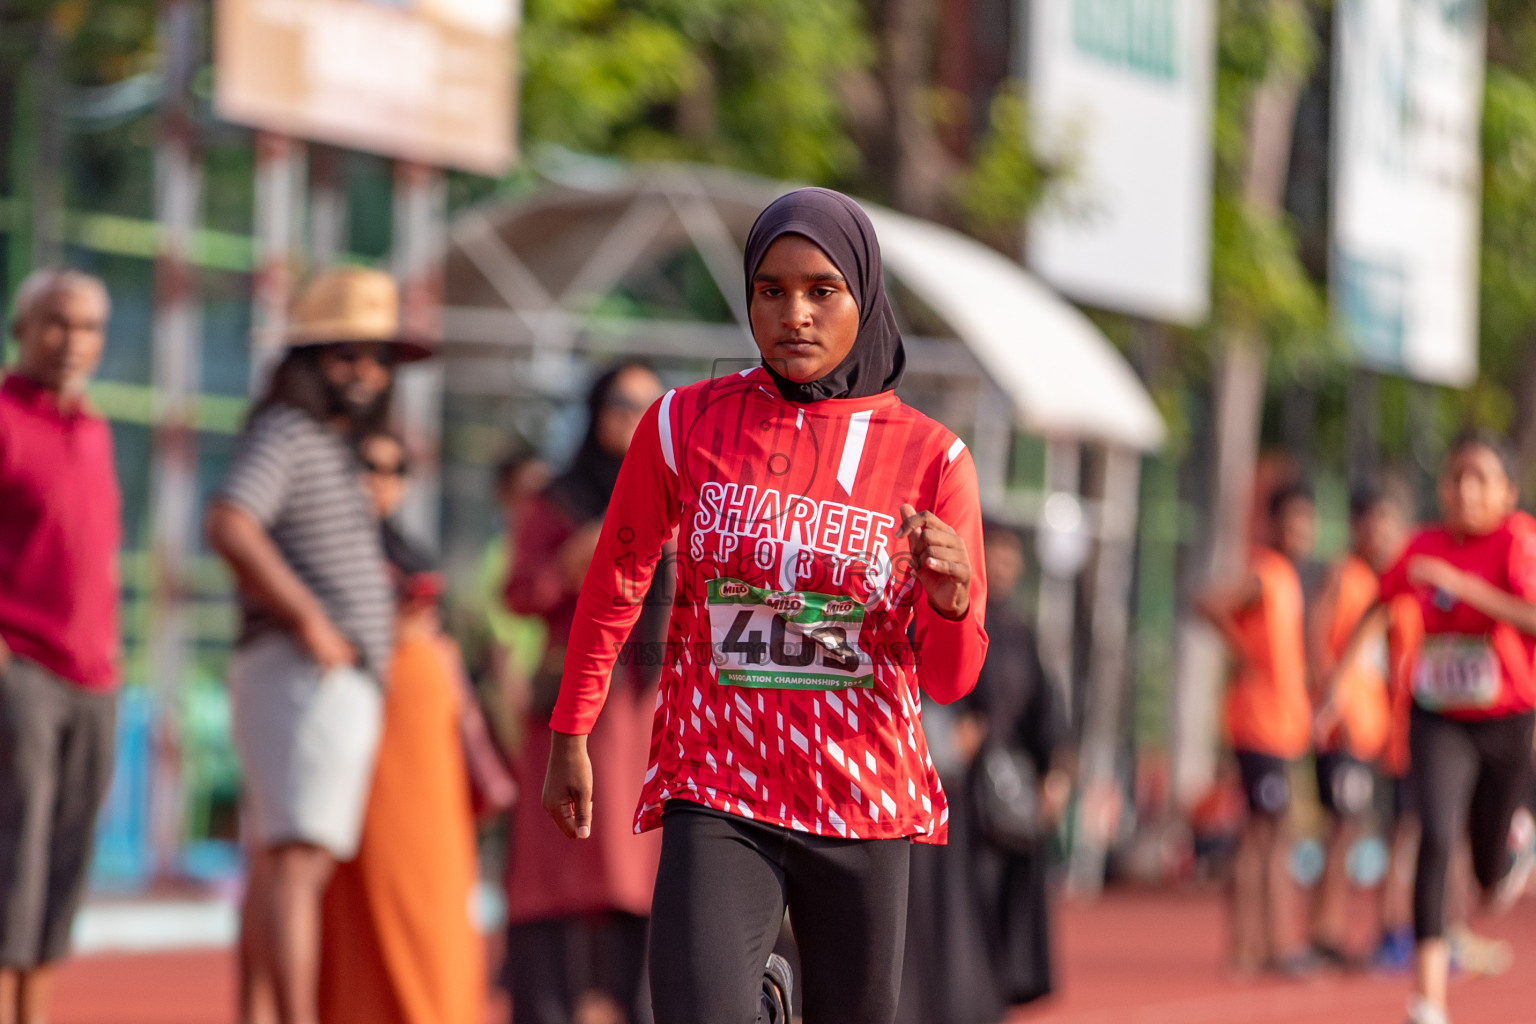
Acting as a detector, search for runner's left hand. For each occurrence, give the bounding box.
[898,503,971,620]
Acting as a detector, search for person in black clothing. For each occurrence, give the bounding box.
[898,521,1069,1024]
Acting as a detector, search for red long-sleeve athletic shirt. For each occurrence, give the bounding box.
[551,367,989,843]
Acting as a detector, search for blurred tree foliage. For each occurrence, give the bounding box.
[953,82,1060,250]
[519,0,871,184]
[1480,1,1536,485]
[0,0,158,86]
[1205,0,1328,372]
[1,0,1532,491]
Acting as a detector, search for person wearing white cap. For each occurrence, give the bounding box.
[205,267,432,1024]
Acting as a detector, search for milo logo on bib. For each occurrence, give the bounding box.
[765,592,806,616]
[706,577,874,691]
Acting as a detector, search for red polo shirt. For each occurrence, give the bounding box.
[0,373,121,690]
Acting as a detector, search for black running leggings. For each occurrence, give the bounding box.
[649,800,911,1024]
[1409,706,1535,940]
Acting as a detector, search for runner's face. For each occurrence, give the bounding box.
[749,234,860,384]
[1439,445,1516,536]
[1354,502,1408,571]
[1271,497,1317,560]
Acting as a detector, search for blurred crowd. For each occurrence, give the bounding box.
[2,263,1534,1024]
[0,263,1071,1024]
[1192,443,1536,1024]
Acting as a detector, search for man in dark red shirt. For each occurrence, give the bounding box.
[0,268,120,1024]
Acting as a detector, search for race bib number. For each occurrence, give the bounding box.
[705,578,874,690]
[1413,637,1501,712]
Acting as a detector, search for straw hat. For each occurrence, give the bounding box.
[285,266,434,361]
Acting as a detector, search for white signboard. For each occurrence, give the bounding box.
[1027,0,1216,326]
[1332,0,1484,385]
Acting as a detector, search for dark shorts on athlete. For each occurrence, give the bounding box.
[1388,770,1417,822]
[1234,751,1292,818]
[1315,750,1376,819]
[0,656,117,968]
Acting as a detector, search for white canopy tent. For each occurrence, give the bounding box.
[439,160,1164,459]
[863,205,1163,451]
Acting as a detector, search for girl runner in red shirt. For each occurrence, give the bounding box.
[541,187,989,1024]
[1336,433,1536,1024]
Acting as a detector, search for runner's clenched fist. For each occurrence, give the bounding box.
[898,502,972,620]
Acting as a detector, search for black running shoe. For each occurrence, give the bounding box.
[1310,940,1366,972]
[760,953,794,1024]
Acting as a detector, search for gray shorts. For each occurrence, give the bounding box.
[0,656,117,968]
[228,633,382,859]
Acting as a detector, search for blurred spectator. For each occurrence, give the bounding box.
[501,362,667,1024]
[206,267,428,1024]
[898,520,1069,1024]
[319,431,484,1024]
[1307,481,1410,967]
[1188,761,1247,886]
[0,269,118,1024]
[1197,481,1317,976]
[475,448,553,755]
[1375,580,1425,972]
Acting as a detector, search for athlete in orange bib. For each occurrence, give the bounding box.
[1307,482,1409,966]
[1198,481,1316,975]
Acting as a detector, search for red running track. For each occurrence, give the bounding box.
[51,890,1536,1024]
[1018,890,1536,1024]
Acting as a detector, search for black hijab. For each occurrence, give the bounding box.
[546,360,652,522]
[743,187,906,403]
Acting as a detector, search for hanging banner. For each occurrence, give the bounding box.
[215,0,518,175]
[1027,0,1216,326]
[1332,0,1484,386]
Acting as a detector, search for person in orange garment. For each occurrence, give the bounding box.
[1197,480,1316,976]
[1374,584,1425,972]
[1306,481,1409,966]
[318,431,483,1024]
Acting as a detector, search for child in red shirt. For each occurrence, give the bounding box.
[1333,433,1536,1024]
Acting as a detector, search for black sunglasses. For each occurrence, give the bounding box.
[363,460,408,477]
[603,396,650,414]
[329,343,398,368]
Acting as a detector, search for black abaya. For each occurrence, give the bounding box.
[897,599,1066,1023]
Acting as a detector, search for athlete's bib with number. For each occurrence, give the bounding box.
[1413,636,1501,712]
[705,578,874,690]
